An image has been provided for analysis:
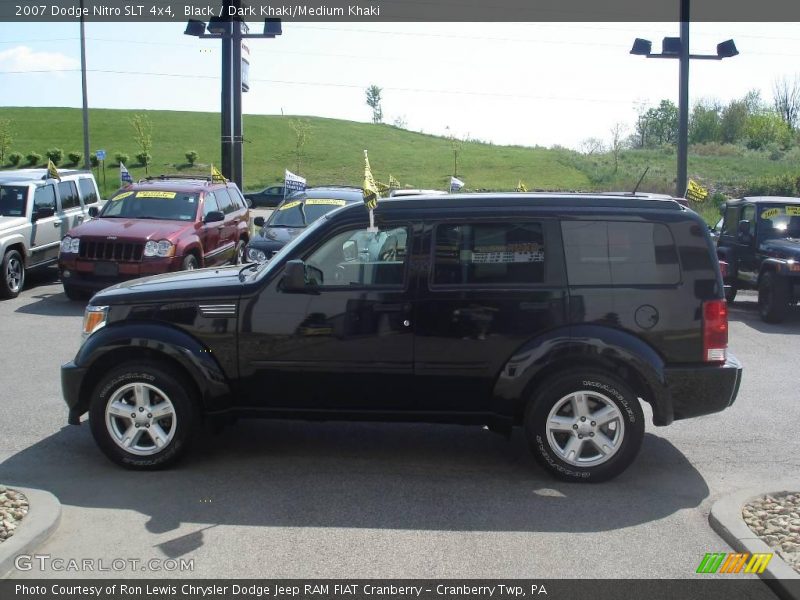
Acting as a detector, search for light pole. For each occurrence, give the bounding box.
[185,12,281,189]
[79,0,90,171]
[631,0,738,197]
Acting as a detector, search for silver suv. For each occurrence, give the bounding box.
[0,169,102,298]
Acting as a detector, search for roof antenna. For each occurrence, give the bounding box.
[631,167,649,195]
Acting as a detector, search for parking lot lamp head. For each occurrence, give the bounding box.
[630,38,652,56]
[184,20,206,37]
[716,39,739,58]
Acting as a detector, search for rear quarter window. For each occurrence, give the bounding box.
[77,178,98,205]
[562,220,680,286]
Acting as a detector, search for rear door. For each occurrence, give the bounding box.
[58,180,84,232]
[413,218,568,412]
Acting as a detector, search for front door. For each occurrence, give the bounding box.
[239,220,416,412]
[29,183,62,266]
[735,204,758,286]
[199,192,223,266]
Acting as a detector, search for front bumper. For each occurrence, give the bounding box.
[664,353,743,422]
[59,256,183,290]
[61,360,89,425]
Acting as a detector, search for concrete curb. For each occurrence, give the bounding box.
[709,484,800,600]
[0,487,61,579]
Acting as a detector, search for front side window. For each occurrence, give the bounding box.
[33,184,56,212]
[562,221,680,286]
[58,181,79,210]
[203,192,220,217]
[0,186,28,217]
[432,222,545,286]
[305,225,409,287]
[722,206,739,236]
[101,190,199,221]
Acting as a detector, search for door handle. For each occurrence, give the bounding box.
[53,220,62,227]
[77,217,84,223]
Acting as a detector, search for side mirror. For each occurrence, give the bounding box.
[737,219,750,234]
[33,206,55,221]
[281,260,323,292]
[88,206,99,218]
[253,216,265,227]
[245,198,252,208]
[204,210,224,224]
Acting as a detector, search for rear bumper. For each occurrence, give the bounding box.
[61,360,88,425]
[664,354,743,422]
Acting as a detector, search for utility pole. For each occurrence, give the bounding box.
[677,0,690,197]
[79,0,90,171]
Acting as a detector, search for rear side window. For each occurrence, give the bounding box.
[215,189,235,214]
[432,222,545,286]
[77,178,98,205]
[33,185,56,212]
[203,192,220,216]
[562,221,680,286]
[58,181,80,210]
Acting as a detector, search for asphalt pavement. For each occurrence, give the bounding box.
[0,273,798,579]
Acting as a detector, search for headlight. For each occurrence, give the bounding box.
[82,305,108,340]
[144,240,175,257]
[60,237,80,253]
[247,248,267,263]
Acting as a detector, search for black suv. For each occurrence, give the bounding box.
[61,193,741,481]
[716,196,800,322]
[246,186,363,263]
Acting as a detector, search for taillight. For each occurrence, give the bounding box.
[719,260,728,278]
[703,299,728,363]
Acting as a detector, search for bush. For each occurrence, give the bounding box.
[25,152,42,167]
[45,148,63,165]
[114,152,129,166]
[135,151,151,167]
[8,152,22,166]
[742,174,800,197]
[89,153,99,168]
[67,151,82,165]
[185,150,198,166]
[689,142,744,157]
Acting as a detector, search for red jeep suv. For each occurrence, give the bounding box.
[59,176,250,299]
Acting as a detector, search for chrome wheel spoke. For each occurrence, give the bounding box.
[548,415,575,432]
[561,435,583,462]
[148,423,170,448]
[120,425,144,449]
[149,402,174,420]
[571,393,589,418]
[108,401,133,419]
[591,405,621,427]
[592,431,618,455]
[133,384,149,409]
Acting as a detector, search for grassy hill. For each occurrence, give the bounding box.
[2,106,799,222]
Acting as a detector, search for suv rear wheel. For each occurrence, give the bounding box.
[89,361,199,469]
[758,271,790,323]
[525,371,645,483]
[1,249,24,299]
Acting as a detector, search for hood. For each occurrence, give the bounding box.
[68,217,195,241]
[258,226,304,244]
[0,216,28,231]
[760,237,800,261]
[93,265,244,305]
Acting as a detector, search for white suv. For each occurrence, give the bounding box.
[0,169,102,298]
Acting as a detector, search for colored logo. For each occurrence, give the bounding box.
[696,552,773,574]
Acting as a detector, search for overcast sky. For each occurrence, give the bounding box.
[1,21,799,149]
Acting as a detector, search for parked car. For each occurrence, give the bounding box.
[58,175,249,299]
[715,196,800,322]
[62,192,741,481]
[0,169,101,298]
[243,184,285,208]
[246,186,363,263]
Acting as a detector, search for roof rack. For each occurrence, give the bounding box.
[140,174,215,183]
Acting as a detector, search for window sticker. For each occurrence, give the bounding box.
[786,206,800,216]
[761,208,782,219]
[136,191,177,199]
[112,191,134,201]
[279,200,302,211]
[305,199,347,206]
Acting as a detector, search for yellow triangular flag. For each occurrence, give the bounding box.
[47,159,61,181]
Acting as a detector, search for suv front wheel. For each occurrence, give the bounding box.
[89,361,199,469]
[525,371,645,482]
[1,249,25,299]
[758,271,790,323]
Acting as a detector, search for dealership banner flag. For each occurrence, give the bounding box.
[47,159,61,181]
[284,169,307,199]
[517,180,528,192]
[211,165,227,183]
[686,179,709,202]
[449,176,464,193]
[120,162,133,185]
[389,174,400,189]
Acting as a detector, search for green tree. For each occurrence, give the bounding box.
[744,111,791,150]
[130,114,153,174]
[720,99,749,144]
[689,101,722,144]
[635,100,678,147]
[365,85,383,124]
[185,150,199,166]
[0,119,13,164]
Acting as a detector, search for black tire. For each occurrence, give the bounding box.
[724,282,737,304]
[525,371,645,483]
[182,254,199,271]
[0,249,25,299]
[89,361,199,469]
[234,240,246,265]
[758,272,790,323]
[63,284,89,301]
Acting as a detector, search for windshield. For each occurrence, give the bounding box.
[759,205,800,240]
[268,198,349,228]
[100,190,199,221]
[0,185,28,217]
